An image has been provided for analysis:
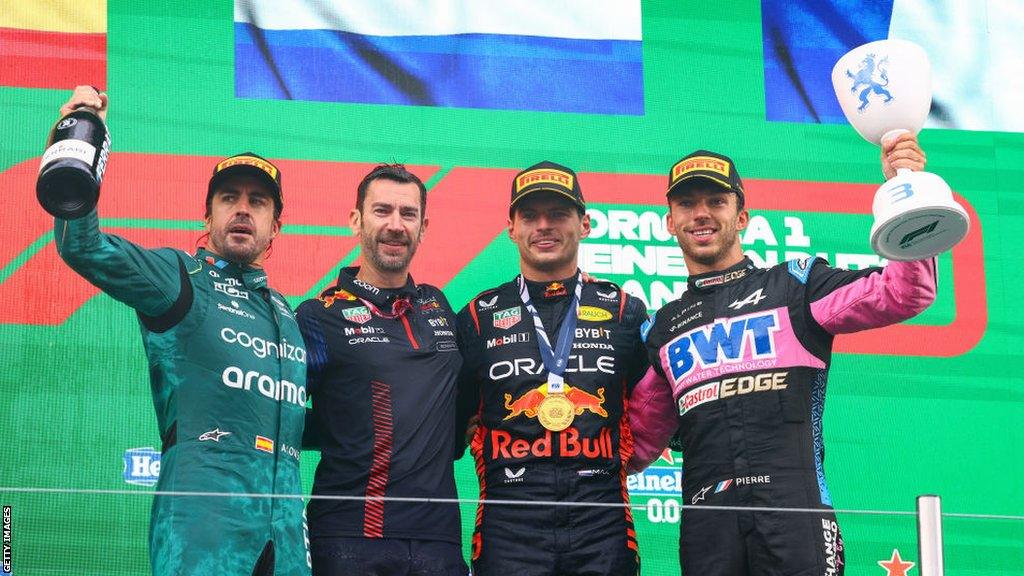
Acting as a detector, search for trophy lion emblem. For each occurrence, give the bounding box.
[846,53,893,111]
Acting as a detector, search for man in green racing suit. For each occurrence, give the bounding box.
[50,86,310,576]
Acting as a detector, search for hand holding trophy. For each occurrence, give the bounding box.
[832,39,969,261]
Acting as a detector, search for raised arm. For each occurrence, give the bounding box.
[51,87,187,320]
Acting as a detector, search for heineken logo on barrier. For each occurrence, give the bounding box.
[123,447,161,487]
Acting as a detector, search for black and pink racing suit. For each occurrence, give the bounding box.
[629,256,936,576]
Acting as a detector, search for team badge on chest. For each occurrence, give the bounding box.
[342,305,372,325]
[493,306,522,330]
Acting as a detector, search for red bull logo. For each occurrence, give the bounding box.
[544,282,567,298]
[503,384,608,421]
[318,288,357,308]
[491,427,614,460]
[564,386,608,417]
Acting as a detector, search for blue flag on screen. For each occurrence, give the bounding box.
[762,0,1024,133]
[235,0,644,115]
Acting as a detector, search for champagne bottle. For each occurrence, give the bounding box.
[37,106,111,219]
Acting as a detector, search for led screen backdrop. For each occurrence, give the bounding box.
[1,1,1021,575]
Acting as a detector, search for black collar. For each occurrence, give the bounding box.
[524,273,579,301]
[337,266,417,307]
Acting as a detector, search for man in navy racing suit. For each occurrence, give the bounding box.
[628,138,938,575]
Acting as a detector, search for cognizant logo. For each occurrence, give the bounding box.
[222,366,307,407]
[220,328,306,362]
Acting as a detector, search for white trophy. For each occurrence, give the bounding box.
[831,39,969,261]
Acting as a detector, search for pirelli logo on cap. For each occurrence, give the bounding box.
[516,169,574,193]
[217,155,279,179]
[671,156,730,184]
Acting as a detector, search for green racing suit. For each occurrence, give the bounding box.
[55,210,310,576]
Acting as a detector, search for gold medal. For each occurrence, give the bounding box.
[537,393,575,431]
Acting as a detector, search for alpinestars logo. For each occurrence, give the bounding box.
[728,288,766,310]
[199,428,231,442]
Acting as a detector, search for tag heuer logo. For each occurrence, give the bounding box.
[493,306,522,330]
[342,306,372,324]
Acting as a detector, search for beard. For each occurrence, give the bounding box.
[362,228,421,273]
[209,217,272,266]
[682,226,741,268]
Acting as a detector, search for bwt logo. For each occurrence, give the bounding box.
[123,447,161,486]
[666,311,780,382]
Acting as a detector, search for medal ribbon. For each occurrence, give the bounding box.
[517,272,582,393]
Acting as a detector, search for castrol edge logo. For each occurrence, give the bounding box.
[678,372,788,415]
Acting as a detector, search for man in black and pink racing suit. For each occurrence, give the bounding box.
[628,138,938,576]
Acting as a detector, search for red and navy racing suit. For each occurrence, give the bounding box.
[456,275,649,576]
[296,268,466,575]
[629,256,936,576]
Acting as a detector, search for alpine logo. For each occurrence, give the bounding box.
[493,306,522,330]
[665,310,780,384]
[342,306,372,324]
[728,288,766,310]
